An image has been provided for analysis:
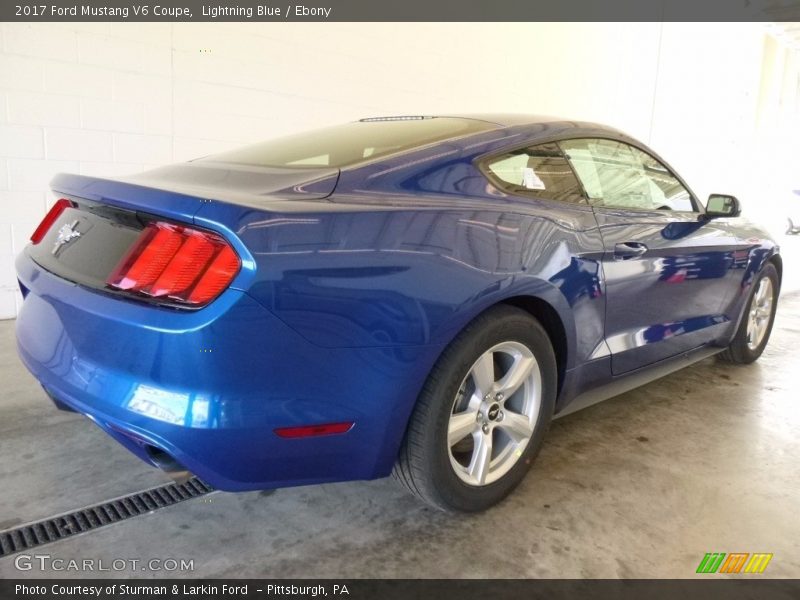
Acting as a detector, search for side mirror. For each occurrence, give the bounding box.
[704,194,741,219]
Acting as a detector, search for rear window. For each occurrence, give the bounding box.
[200,117,495,169]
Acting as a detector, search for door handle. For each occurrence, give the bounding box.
[613,241,648,259]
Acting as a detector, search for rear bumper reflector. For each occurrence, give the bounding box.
[274,422,354,438]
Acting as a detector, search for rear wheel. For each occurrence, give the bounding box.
[719,263,779,364]
[393,305,556,512]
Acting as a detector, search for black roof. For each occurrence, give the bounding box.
[360,114,626,135]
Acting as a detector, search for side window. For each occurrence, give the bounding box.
[484,143,587,204]
[559,139,695,212]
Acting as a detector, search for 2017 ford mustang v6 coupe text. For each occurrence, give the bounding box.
[16,115,781,512]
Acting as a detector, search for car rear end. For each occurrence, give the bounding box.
[14,171,397,490]
[14,117,503,491]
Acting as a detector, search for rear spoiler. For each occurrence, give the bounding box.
[51,162,340,221]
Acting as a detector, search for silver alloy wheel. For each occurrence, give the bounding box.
[447,341,542,486]
[746,277,774,350]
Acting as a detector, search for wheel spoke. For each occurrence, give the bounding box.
[756,319,768,346]
[468,432,493,485]
[470,352,495,396]
[448,410,477,447]
[755,280,767,304]
[498,410,533,443]
[497,354,535,399]
[747,278,773,349]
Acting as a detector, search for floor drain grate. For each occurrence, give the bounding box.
[0,478,213,557]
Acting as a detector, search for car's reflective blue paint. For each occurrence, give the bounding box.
[16,253,444,488]
[15,116,780,491]
[594,208,746,374]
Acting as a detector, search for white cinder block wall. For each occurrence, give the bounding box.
[0,22,797,318]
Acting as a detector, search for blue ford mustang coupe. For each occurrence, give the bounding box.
[16,115,780,512]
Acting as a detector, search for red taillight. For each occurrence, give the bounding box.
[274,422,354,439]
[30,198,75,244]
[149,231,217,297]
[106,222,240,307]
[187,245,241,305]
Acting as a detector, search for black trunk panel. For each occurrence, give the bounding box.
[27,201,146,294]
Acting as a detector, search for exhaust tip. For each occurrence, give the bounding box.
[145,445,194,484]
[43,387,77,413]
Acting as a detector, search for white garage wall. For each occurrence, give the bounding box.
[0,22,797,318]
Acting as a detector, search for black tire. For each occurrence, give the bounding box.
[393,305,557,512]
[719,263,779,364]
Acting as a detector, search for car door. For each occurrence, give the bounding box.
[560,138,742,375]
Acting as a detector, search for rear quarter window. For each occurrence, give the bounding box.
[483,143,587,204]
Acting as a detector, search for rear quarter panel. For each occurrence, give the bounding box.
[193,192,608,401]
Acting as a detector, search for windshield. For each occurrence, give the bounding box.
[199,117,495,169]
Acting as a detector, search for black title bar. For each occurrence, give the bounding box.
[2,0,800,22]
[4,579,800,600]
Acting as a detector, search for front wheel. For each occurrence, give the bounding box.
[393,305,556,512]
[720,263,779,364]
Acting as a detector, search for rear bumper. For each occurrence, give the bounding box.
[15,251,439,491]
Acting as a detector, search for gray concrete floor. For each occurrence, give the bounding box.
[1,245,799,578]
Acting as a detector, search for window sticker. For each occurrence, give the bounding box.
[522,167,546,190]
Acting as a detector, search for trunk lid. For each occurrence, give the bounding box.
[29,162,336,306]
